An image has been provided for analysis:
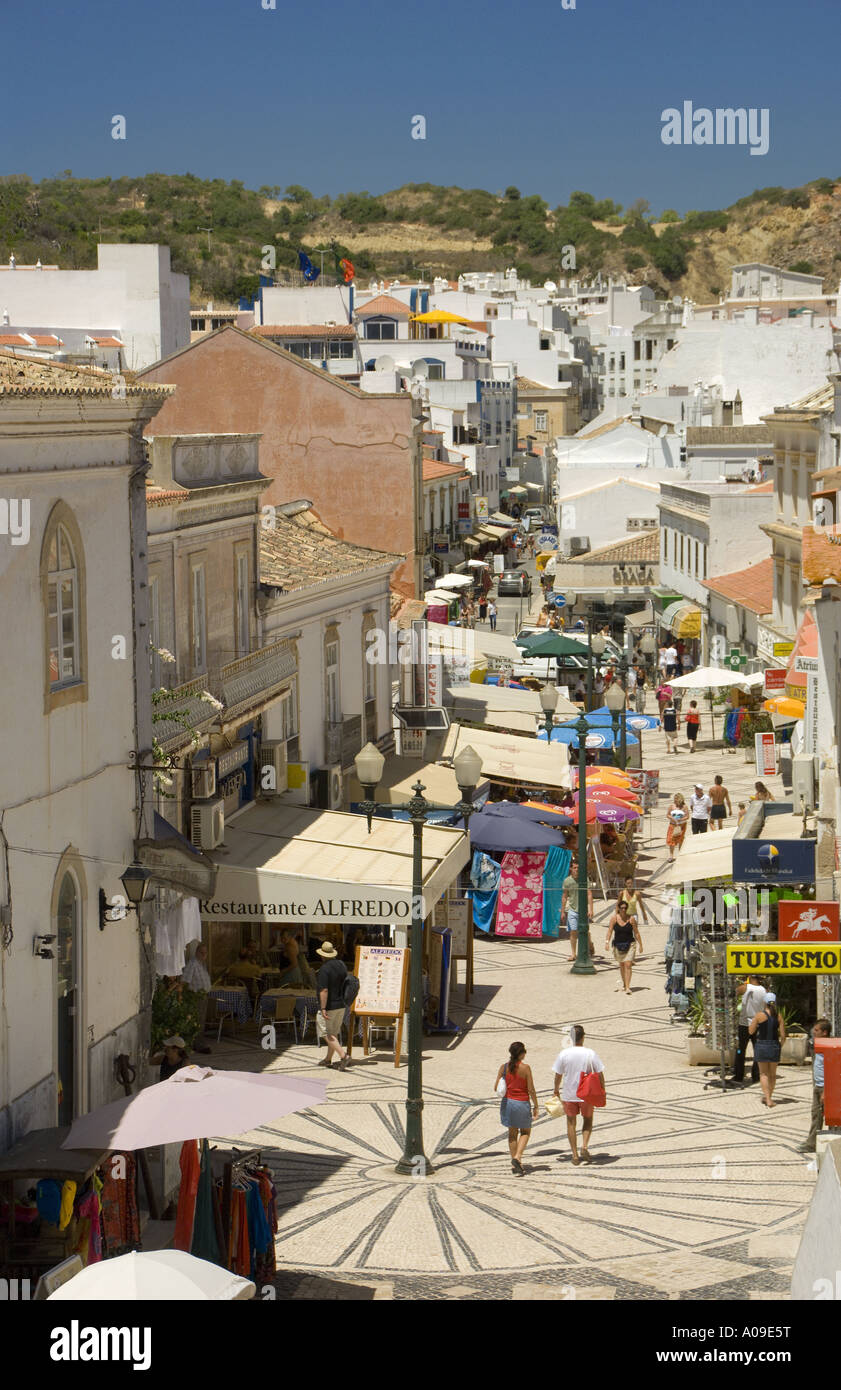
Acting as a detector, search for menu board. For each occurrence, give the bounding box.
[448,899,471,958]
[354,945,410,1017]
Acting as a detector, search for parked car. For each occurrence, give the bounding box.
[523,505,550,526]
[497,569,532,597]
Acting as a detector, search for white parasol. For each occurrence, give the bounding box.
[48,1249,256,1301]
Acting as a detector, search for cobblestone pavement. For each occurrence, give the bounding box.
[209,701,812,1300]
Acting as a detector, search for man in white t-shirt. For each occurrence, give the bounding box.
[665,644,678,677]
[689,784,712,834]
[552,1024,606,1165]
[732,974,767,1085]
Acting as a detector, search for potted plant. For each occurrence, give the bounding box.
[779,1004,809,1065]
[739,711,773,763]
[685,991,735,1065]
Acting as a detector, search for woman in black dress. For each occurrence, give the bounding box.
[749,993,787,1107]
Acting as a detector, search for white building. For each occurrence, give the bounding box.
[0,244,190,372]
[0,355,172,1146]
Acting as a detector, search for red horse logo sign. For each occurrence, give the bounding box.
[778,901,840,942]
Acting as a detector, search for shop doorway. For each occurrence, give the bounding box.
[56,872,79,1125]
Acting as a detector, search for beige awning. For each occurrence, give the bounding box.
[441,721,571,788]
[446,682,578,735]
[483,522,514,537]
[344,755,490,809]
[426,625,521,666]
[200,801,470,924]
[660,844,734,885]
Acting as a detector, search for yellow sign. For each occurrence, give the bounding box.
[726,943,841,975]
[772,641,794,657]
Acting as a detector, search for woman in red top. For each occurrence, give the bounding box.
[494,1041,539,1176]
[685,699,701,752]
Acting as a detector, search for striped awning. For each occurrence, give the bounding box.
[660,599,702,638]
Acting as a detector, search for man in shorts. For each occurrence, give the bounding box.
[551,1025,606,1165]
[315,942,351,1070]
[708,775,732,830]
[561,859,594,962]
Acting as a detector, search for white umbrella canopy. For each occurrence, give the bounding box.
[466,558,489,568]
[440,572,473,588]
[48,1249,255,1301]
[61,1066,326,1151]
[667,666,748,689]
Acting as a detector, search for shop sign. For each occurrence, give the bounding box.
[458,501,470,519]
[448,898,471,957]
[772,641,794,658]
[475,497,489,521]
[764,668,786,695]
[731,837,815,884]
[612,565,654,585]
[778,900,840,942]
[726,942,841,975]
[538,532,558,551]
[457,519,472,534]
[216,741,249,779]
[433,534,449,554]
[795,657,819,755]
[754,732,776,777]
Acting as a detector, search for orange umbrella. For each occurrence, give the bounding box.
[762,696,805,719]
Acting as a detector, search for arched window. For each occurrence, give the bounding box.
[41,503,87,712]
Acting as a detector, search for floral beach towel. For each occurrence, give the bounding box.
[495,852,546,937]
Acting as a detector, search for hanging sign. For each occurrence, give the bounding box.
[778,900,840,942]
[764,668,786,695]
[726,942,841,975]
[755,731,776,777]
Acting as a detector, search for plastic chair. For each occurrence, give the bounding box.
[255,994,298,1045]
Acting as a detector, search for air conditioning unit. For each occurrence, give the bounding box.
[327,764,343,810]
[568,536,590,557]
[191,763,217,800]
[190,799,224,851]
[260,740,288,797]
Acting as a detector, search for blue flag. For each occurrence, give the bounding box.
[298,251,320,282]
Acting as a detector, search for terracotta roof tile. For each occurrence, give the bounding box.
[88,335,123,347]
[0,335,31,347]
[355,294,412,317]
[559,529,660,565]
[702,556,773,614]
[29,334,62,346]
[250,324,355,338]
[260,509,403,590]
[0,350,172,398]
[422,459,470,482]
[686,425,772,446]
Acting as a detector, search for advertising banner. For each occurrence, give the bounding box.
[726,942,841,975]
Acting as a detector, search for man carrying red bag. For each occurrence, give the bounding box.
[551,1025,606,1166]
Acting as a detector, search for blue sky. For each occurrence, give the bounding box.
[5,0,840,212]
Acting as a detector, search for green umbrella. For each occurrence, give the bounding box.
[515,630,590,658]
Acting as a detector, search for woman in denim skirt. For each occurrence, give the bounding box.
[495,1041,539,1175]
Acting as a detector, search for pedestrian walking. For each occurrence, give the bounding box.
[315,942,351,1070]
[605,901,643,994]
[495,1041,539,1175]
[657,644,669,683]
[478,594,488,622]
[551,1025,606,1165]
[618,875,649,924]
[689,782,711,834]
[799,1019,831,1152]
[685,700,701,751]
[662,699,680,753]
[666,793,688,860]
[665,642,679,678]
[655,680,672,720]
[561,857,594,961]
[731,974,767,1085]
[708,775,732,830]
[752,781,774,803]
[737,801,747,825]
[633,663,647,713]
[488,599,498,632]
[749,993,786,1107]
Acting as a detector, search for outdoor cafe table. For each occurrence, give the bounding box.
[208,986,252,1023]
[257,987,319,1034]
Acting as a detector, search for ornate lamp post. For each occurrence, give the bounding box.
[639,630,657,697]
[571,712,596,976]
[590,630,607,712]
[539,681,558,740]
[604,675,628,771]
[353,741,483,1177]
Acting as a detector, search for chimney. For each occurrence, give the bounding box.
[734,389,743,425]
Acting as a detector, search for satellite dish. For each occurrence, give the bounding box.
[659,425,668,438]
[544,281,557,293]
[374,355,395,373]
[411,359,429,379]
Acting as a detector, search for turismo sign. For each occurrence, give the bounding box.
[726,943,841,975]
[731,837,815,883]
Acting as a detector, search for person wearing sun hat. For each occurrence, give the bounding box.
[150,1036,189,1082]
[315,942,351,1070]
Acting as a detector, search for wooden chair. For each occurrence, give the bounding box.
[255,994,298,1044]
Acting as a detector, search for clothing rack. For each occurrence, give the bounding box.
[216,1146,262,1266]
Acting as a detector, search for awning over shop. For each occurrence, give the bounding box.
[137,812,217,896]
[446,681,578,734]
[427,624,522,666]
[345,755,490,809]
[441,721,571,789]
[200,801,470,924]
[785,611,817,696]
[660,844,735,885]
[625,606,654,630]
[463,536,481,550]
[490,512,515,528]
[483,522,514,537]
[660,599,702,638]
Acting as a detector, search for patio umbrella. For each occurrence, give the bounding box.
[515,631,589,657]
[665,666,750,740]
[578,786,640,805]
[61,1067,326,1151]
[596,803,640,824]
[763,696,805,719]
[539,726,639,750]
[485,800,573,828]
[466,559,489,568]
[587,705,661,732]
[440,573,473,588]
[48,1249,255,1301]
[459,808,569,852]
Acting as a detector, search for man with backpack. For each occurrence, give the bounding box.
[315,941,358,1070]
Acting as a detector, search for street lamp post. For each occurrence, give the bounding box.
[590,630,607,714]
[605,672,628,771]
[354,741,483,1177]
[571,712,596,975]
[539,681,557,740]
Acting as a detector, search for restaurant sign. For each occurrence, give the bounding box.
[731,837,816,884]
